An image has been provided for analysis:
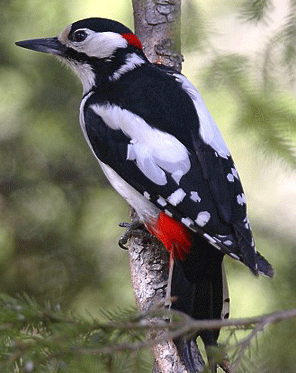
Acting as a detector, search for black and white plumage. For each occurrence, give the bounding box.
[16,17,273,368]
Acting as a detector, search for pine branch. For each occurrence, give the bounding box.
[2,294,296,372]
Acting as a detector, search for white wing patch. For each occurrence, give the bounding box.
[173,73,230,159]
[90,104,191,185]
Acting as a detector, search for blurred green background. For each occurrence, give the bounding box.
[1,0,296,371]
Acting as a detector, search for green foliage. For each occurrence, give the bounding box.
[0,0,133,314]
[0,294,151,373]
[240,0,274,24]
[203,53,296,168]
[1,0,296,371]
[1,294,296,373]
[182,0,209,52]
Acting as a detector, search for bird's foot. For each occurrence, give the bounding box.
[118,221,151,249]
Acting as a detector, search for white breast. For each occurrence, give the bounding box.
[99,161,160,222]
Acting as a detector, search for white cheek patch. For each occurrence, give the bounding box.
[68,30,128,59]
[90,104,191,186]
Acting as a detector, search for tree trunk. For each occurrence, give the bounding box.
[128,1,205,372]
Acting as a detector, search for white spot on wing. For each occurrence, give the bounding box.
[243,216,250,229]
[91,104,190,185]
[195,211,211,227]
[223,240,233,246]
[181,217,194,227]
[237,193,246,205]
[157,196,167,206]
[167,188,186,206]
[144,191,150,200]
[227,173,234,182]
[231,167,239,179]
[190,191,201,202]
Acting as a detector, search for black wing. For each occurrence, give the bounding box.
[81,65,272,276]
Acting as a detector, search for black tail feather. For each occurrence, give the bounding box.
[173,337,206,373]
[256,252,274,277]
[171,238,225,369]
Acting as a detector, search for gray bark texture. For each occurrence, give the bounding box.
[128,1,205,372]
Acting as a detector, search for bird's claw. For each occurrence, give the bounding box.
[118,221,150,249]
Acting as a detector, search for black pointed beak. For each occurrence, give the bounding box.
[15,37,66,56]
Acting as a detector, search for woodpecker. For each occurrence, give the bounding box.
[16,17,273,370]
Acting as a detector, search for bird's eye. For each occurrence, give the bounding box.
[71,30,88,42]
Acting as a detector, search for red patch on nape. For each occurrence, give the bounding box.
[146,212,193,261]
[121,33,142,49]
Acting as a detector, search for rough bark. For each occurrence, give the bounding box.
[132,0,183,71]
[127,1,205,372]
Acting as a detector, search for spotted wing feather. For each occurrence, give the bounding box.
[81,64,272,276]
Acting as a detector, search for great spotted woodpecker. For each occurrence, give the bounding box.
[16,17,273,368]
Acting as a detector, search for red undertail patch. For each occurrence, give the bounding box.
[121,33,143,49]
[147,212,193,261]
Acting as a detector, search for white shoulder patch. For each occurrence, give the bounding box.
[173,73,230,159]
[110,53,145,81]
[90,104,191,185]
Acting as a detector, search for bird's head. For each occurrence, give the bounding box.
[16,18,145,93]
